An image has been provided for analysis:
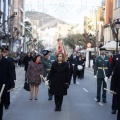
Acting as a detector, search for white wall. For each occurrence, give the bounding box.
[104,26,111,44]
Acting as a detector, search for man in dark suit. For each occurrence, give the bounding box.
[2,48,16,109]
[107,54,120,114]
[0,47,14,120]
[69,51,79,84]
[110,57,120,120]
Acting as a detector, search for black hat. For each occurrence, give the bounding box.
[42,50,51,56]
[0,47,4,52]
[3,48,9,52]
[99,48,106,51]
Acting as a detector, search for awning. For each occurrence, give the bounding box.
[102,41,120,51]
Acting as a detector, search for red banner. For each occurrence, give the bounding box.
[57,39,63,52]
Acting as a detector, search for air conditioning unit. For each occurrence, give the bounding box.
[14,9,18,16]
[14,12,17,16]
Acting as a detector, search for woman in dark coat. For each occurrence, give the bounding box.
[110,59,120,120]
[23,52,33,72]
[47,52,70,111]
[77,54,83,79]
[27,55,43,100]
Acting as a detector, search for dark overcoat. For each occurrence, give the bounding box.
[47,61,70,96]
[107,54,120,78]
[69,54,79,77]
[110,58,120,109]
[23,55,33,71]
[0,57,14,98]
[7,56,16,80]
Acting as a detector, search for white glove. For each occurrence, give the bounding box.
[45,80,49,86]
[44,77,47,81]
[94,75,97,79]
[14,80,17,82]
[104,77,108,83]
[40,75,43,78]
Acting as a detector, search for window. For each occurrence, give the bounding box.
[115,0,117,8]
[118,0,120,7]
[115,0,120,9]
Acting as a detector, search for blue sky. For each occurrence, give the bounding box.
[25,0,102,24]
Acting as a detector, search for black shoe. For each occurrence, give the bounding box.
[35,97,38,100]
[96,99,100,102]
[103,100,107,103]
[5,106,9,109]
[111,109,116,114]
[58,107,61,111]
[54,107,58,111]
[73,81,76,84]
[48,98,52,100]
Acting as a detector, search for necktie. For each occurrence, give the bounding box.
[102,56,104,60]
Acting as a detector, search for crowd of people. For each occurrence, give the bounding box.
[0,47,120,120]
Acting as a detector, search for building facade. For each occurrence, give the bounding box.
[0,0,12,47]
[103,0,113,44]
[11,0,25,52]
[113,0,120,39]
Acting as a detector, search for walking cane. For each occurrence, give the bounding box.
[0,84,5,104]
[40,75,50,89]
[7,84,24,92]
[104,88,116,94]
[103,68,108,90]
[72,64,75,81]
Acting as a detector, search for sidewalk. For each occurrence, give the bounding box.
[85,67,94,72]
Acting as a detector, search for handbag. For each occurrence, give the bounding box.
[77,65,83,71]
[23,81,30,91]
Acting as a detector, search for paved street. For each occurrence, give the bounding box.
[3,67,117,120]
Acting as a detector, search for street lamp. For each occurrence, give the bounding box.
[89,34,92,40]
[5,32,11,48]
[22,35,25,53]
[27,38,32,52]
[114,19,120,54]
[88,34,92,68]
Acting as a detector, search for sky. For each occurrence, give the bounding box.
[25,0,102,24]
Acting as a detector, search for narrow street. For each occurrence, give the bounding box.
[3,67,116,120]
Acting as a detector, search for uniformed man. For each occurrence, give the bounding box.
[94,48,110,103]
[107,54,120,114]
[0,47,14,120]
[2,48,16,109]
[42,50,56,100]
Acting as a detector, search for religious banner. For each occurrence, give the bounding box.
[57,38,63,52]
